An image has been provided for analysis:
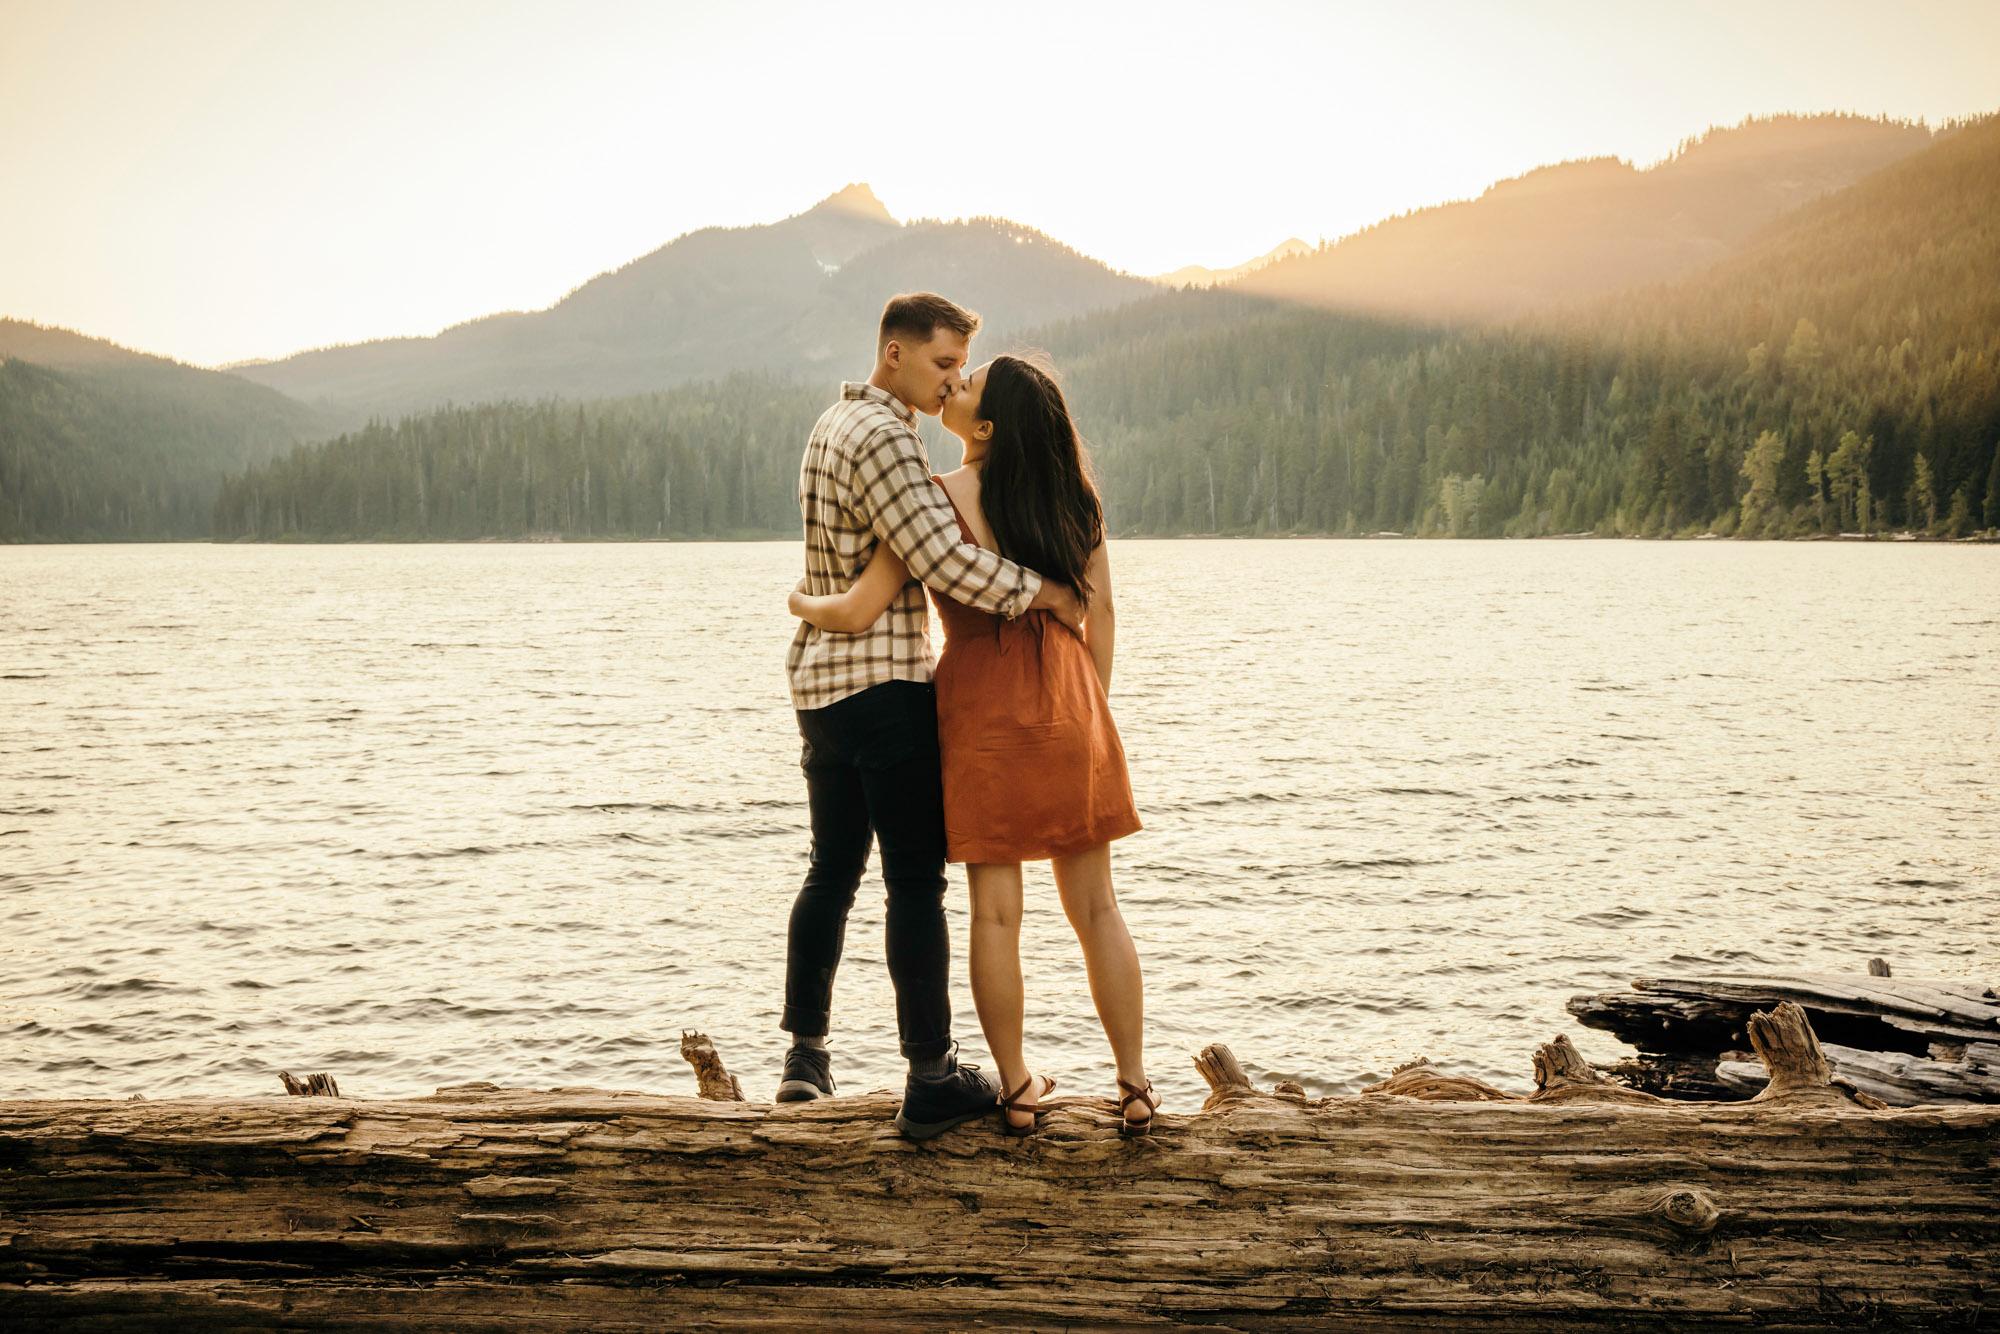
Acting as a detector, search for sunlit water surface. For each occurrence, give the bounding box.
[2,541,1994,1110]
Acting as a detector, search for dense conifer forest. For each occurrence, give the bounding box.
[1056,113,2000,538]
[211,116,2000,543]
[210,380,821,541]
[0,348,323,541]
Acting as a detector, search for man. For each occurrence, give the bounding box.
[779,292,1081,1139]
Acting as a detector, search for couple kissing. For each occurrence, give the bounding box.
[778,291,1155,1139]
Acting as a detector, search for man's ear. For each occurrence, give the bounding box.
[881,338,903,369]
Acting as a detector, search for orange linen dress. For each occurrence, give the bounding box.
[931,482,1142,865]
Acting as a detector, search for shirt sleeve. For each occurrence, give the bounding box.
[850,418,1042,618]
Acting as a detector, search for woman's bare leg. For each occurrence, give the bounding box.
[1050,844,1150,1121]
[967,862,1043,1127]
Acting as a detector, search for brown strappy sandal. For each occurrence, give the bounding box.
[999,1072,1055,1137]
[1117,1078,1158,1137]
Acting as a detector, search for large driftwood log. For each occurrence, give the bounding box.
[5,1017,1996,1330]
[1569,971,2000,1052]
[1568,971,2000,1102]
[1717,1039,2000,1105]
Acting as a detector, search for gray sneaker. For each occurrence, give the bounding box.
[776,1045,834,1102]
[894,1053,1000,1140]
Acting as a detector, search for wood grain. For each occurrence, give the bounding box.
[5,1012,1995,1329]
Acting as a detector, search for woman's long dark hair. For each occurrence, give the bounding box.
[978,355,1103,607]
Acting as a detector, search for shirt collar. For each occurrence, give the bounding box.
[843,380,917,427]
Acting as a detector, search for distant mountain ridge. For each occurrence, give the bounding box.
[1155,238,1312,289]
[0,320,328,541]
[13,110,1990,543]
[0,319,185,371]
[1234,114,1936,324]
[226,115,1935,427]
[230,185,1154,423]
[1040,113,2000,539]
[216,114,2000,544]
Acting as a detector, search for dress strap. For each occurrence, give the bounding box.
[930,473,980,548]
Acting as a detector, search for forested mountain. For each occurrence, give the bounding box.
[226,117,1924,431]
[214,115,2000,543]
[1235,115,1933,326]
[228,185,1153,424]
[0,321,172,371]
[1057,114,2000,538]
[0,321,327,541]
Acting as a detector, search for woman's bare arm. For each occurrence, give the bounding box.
[788,541,912,633]
[1081,541,1115,691]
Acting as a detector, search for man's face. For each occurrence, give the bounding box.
[890,329,971,417]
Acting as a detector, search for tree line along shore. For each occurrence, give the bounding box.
[6,116,1998,545]
[200,118,2000,544]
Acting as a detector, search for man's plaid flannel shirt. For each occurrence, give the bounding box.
[785,382,1042,711]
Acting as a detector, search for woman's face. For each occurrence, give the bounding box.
[942,361,992,446]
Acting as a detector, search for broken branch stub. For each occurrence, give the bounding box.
[1193,1042,1259,1109]
[1363,1057,1521,1102]
[1530,1034,1665,1105]
[679,1030,745,1102]
[278,1071,340,1098]
[1748,1000,1884,1107]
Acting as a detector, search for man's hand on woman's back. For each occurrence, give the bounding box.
[1030,580,1086,631]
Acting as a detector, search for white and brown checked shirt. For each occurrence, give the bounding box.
[786,382,1042,711]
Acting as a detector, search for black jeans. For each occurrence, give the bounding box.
[782,679,951,1060]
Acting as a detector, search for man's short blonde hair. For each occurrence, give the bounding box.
[879,292,980,350]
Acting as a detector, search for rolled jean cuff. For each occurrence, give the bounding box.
[780,1006,828,1038]
[899,1034,951,1061]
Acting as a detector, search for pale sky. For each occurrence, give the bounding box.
[4,0,1997,368]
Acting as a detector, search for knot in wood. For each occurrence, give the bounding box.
[1650,1186,1721,1234]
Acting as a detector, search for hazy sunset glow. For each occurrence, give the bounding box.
[4,0,1997,366]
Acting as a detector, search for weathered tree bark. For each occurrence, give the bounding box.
[3,1015,1995,1330]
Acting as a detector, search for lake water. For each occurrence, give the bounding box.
[2,541,1994,1112]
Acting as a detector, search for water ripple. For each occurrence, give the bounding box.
[0,540,1994,1108]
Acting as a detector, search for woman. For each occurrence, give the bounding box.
[789,355,1155,1136]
